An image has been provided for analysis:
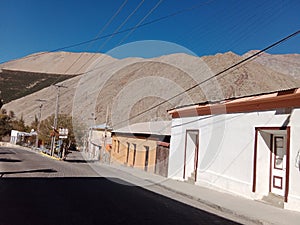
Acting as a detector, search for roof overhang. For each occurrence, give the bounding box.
[168,88,300,118]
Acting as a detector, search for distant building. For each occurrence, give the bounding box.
[10,129,36,146]
[86,123,112,162]
[168,88,300,211]
[111,121,171,177]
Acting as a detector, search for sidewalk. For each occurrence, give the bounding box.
[100,162,300,225]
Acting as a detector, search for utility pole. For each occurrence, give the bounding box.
[0,91,3,109]
[87,113,97,159]
[104,106,111,164]
[51,84,67,156]
[35,99,46,149]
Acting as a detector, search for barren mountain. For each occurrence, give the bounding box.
[243,50,300,79]
[2,51,300,131]
[0,51,116,75]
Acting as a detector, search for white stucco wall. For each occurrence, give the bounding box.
[169,108,300,211]
[10,130,19,145]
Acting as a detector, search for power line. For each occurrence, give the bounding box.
[73,0,146,75]
[112,29,300,127]
[94,0,129,42]
[73,0,164,75]
[46,0,129,88]
[62,0,129,76]
[117,0,164,45]
[97,0,145,50]
[0,1,214,65]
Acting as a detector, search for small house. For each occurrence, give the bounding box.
[167,88,300,211]
[87,123,112,162]
[111,121,171,177]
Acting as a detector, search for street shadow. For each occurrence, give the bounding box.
[0,168,57,177]
[64,159,96,163]
[0,158,22,162]
[0,177,241,225]
[0,152,16,155]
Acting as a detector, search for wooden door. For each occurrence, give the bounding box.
[270,135,287,196]
[155,145,169,177]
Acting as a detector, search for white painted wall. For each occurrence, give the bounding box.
[10,130,19,145]
[169,108,300,211]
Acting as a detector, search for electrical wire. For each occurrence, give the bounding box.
[62,0,128,75]
[0,0,214,65]
[73,0,145,75]
[117,0,164,45]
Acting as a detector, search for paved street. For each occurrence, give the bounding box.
[0,146,246,225]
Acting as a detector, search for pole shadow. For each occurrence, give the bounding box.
[0,158,22,162]
[0,168,57,177]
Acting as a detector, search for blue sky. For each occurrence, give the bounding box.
[1,0,300,63]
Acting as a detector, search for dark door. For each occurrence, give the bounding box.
[144,146,149,171]
[155,144,169,177]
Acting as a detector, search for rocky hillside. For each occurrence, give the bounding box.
[243,50,300,79]
[2,51,300,131]
[0,52,115,103]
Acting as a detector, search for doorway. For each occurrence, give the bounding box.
[183,130,199,182]
[253,127,290,203]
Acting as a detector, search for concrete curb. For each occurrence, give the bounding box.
[154,182,266,225]
[39,152,62,161]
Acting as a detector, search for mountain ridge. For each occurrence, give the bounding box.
[1,51,300,129]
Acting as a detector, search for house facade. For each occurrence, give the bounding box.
[167,88,300,211]
[10,129,36,146]
[111,121,171,177]
[86,124,112,162]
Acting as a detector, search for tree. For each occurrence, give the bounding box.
[0,113,12,139]
[38,114,76,148]
[0,109,30,141]
[8,110,15,119]
[10,114,28,132]
[30,115,39,131]
[1,108,7,115]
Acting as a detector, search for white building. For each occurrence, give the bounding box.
[167,88,300,211]
[10,129,36,146]
[86,123,112,162]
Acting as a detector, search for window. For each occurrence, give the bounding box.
[274,137,284,170]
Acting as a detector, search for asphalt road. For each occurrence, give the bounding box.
[0,146,242,225]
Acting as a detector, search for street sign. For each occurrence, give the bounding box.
[58,128,68,139]
[59,136,68,139]
[59,128,68,135]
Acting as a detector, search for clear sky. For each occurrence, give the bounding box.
[1,0,300,63]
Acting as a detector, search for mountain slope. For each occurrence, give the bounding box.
[243,50,300,79]
[2,51,300,131]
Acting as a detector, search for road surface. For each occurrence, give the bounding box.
[0,146,245,225]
